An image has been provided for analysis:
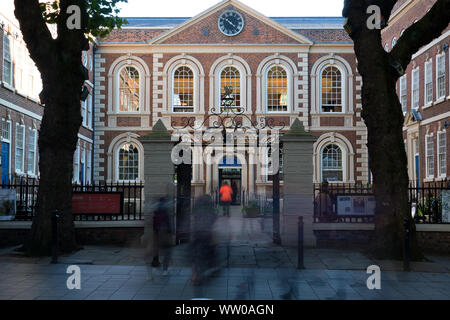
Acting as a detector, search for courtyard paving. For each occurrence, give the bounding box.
[0,206,449,300]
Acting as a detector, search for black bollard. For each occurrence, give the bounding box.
[298,216,304,269]
[51,210,59,264]
[403,216,410,272]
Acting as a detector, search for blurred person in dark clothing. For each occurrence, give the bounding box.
[191,195,218,285]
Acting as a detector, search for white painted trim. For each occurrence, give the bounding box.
[425,134,435,179]
[436,52,446,101]
[0,98,42,121]
[424,59,433,106]
[78,133,93,144]
[411,67,420,111]
[421,111,450,126]
[412,30,450,59]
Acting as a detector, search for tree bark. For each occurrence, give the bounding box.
[15,0,88,255]
[343,0,449,259]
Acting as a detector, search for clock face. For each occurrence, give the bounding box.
[218,10,245,36]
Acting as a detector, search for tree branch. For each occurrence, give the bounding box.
[390,0,450,75]
[14,0,55,70]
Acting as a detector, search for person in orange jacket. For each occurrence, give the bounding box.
[219,182,233,217]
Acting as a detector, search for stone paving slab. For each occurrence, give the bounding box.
[0,262,448,300]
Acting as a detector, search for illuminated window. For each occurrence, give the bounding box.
[118,143,139,181]
[267,66,288,112]
[321,66,342,113]
[322,144,343,182]
[173,66,194,113]
[119,66,140,112]
[220,66,241,112]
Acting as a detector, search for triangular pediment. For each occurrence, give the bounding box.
[149,0,313,45]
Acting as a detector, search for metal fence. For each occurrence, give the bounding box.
[313,183,374,223]
[0,179,144,221]
[409,180,450,224]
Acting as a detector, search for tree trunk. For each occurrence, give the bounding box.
[25,58,83,256]
[344,2,423,260]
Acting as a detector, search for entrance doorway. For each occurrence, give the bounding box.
[218,156,242,205]
[219,168,241,205]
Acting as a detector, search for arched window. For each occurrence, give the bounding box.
[220,66,241,112]
[119,66,140,112]
[173,66,194,113]
[118,143,139,181]
[267,66,288,113]
[384,43,389,52]
[321,144,343,182]
[321,66,343,113]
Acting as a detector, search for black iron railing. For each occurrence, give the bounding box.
[409,180,450,224]
[0,179,144,221]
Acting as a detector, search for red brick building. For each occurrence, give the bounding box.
[383,0,450,185]
[0,2,94,184]
[94,0,370,199]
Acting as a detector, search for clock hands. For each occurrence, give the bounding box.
[225,18,236,28]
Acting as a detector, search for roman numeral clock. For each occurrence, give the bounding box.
[218,10,245,36]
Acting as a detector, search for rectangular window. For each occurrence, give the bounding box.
[80,148,85,184]
[437,54,446,99]
[400,76,407,112]
[88,95,92,128]
[15,124,25,173]
[2,119,11,142]
[412,69,419,110]
[27,128,36,175]
[2,34,13,86]
[86,149,92,185]
[74,144,80,183]
[81,99,87,127]
[425,60,433,105]
[438,132,447,177]
[426,135,434,178]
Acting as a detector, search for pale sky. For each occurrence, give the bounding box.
[117,0,344,17]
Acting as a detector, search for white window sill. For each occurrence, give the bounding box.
[435,97,445,105]
[1,82,15,92]
[424,177,436,183]
[422,102,433,110]
[435,176,447,181]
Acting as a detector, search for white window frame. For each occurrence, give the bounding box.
[80,147,85,184]
[436,53,446,101]
[116,142,140,183]
[15,123,25,175]
[26,127,37,176]
[265,64,290,114]
[411,68,420,110]
[319,64,345,114]
[320,143,344,183]
[73,144,80,184]
[218,65,243,112]
[438,131,447,178]
[171,65,196,114]
[425,134,435,179]
[87,94,92,129]
[81,99,87,127]
[116,65,142,114]
[424,60,433,106]
[399,75,407,113]
[86,149,92,185]
[392,37,397,48]
[2,33,13,87]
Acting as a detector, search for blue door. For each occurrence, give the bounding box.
[1,142,9,186]
[415,155,420,189]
